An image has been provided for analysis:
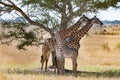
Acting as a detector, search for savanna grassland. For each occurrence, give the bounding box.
[1,25,120,80]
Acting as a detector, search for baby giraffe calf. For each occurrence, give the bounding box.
[40,43,51,72]
[40,42,57,72]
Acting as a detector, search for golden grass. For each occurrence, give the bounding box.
[0,45,41,64]
[0,25,120,79]
[1,32,120,66]
[0,72,9,80]
[1,72,120,80]
[78,34,120,66]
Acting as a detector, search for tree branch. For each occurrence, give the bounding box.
[0,1,53,36]
[60,0,68,30]
[52,0,62,13]
[74,0,88,16]
[7,0,16,6]
[67,1,73,14]
[0,1,13,7]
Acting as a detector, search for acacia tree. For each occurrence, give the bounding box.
[0,0,119,49]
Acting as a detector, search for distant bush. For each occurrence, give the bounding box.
[95,32,119,35]
[101,43,110,51]
[117,43,120,49]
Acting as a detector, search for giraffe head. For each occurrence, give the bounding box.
[77,15,90,30]
[79,15,90,23]
[90,16,103,26]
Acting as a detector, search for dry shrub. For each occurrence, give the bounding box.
[117,43,120,49]
[95,31,119,35]
[101,43,110,51]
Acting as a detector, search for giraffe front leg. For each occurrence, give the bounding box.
[45,59,48,72]
[54,56,57,73]
[63,58,65,73]
[52,51,56,67]
[61,58,65,75]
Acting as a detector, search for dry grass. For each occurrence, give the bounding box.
[1,71,120,80]
[0,25,120,79]
[1,72,120,80]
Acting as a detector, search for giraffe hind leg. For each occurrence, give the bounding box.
[72,59,77,76]
[56,59,60,74]
[41,60,44,72]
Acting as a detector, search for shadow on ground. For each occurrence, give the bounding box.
[5,67,120,77]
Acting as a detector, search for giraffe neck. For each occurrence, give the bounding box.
[78,21,93,38]
[59,20,82,40]
[65,21,93,49]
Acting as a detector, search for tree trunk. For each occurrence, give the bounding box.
[61,13,68,30]
[60,0,68,30]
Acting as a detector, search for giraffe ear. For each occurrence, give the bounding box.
[82,15,85,17]
[94,16,97,18]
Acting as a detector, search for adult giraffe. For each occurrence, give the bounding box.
[54,16,103,75]
[40,15,90,71]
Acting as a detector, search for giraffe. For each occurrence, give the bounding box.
[53,16,103,74]
[45,15,90,52]
[40,15,90,71]
[53,28,78,75]
[56,16,103,74]
[66,16,103,50]
[40,42,50,71]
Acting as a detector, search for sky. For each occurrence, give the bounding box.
[97,8,120,21]
[1,6,120,21]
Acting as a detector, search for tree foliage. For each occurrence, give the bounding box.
[1,21,44,49]
[0,0,119,49]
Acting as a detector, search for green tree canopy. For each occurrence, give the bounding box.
[0,0,119,49]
